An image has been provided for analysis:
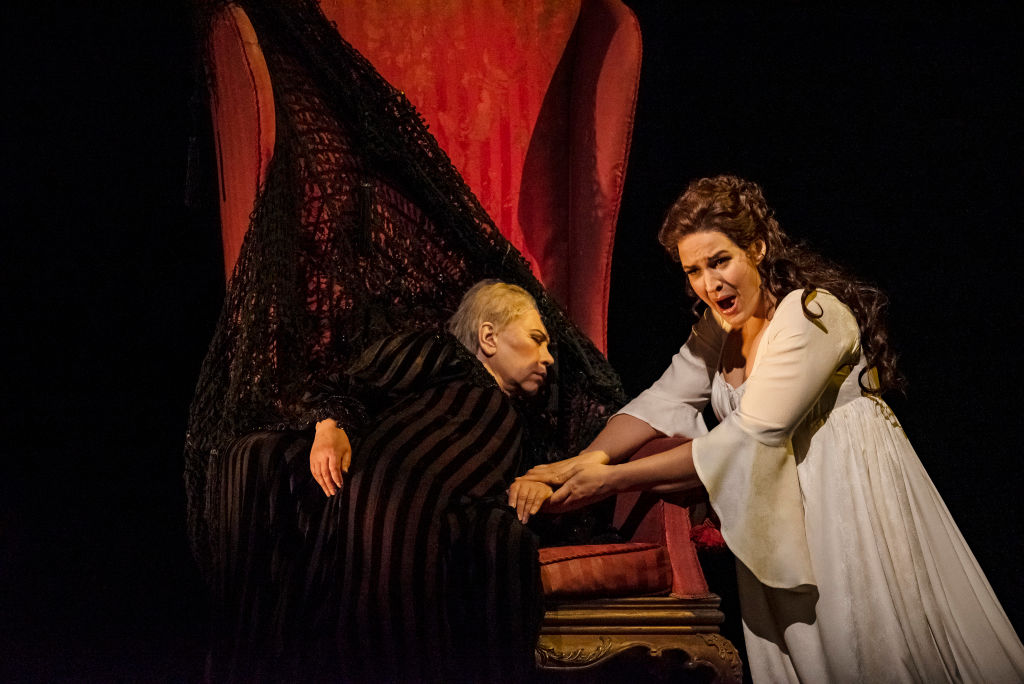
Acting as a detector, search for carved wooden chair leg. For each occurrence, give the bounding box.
[536,596,743,683]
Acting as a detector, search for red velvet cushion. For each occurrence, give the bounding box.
[538,542,673,598]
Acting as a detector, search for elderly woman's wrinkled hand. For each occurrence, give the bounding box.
[507,478,553,524]
[544,462,617,513]
[310,419,352,496]
[520,450,610,486]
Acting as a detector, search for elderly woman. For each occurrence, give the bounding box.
[210,280,556,683]
[521,176,1024,683]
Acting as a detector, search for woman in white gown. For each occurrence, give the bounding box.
[518,175,1024,682]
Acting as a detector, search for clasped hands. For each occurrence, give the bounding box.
[506,449,614,524]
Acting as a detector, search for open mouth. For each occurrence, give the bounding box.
[715,295,737,314]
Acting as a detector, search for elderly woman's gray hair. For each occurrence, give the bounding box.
[447,280,539,349]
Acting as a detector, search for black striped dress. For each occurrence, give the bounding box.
[208,331,542,683]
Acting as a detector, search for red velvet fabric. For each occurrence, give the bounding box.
[205,0,641,352]
[538,542,672,598]
[545,0,642,353]
[322,0,580,290]
[207,6,275,282]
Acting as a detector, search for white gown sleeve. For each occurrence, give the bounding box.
[692,290,861,589]
[614,308,727,438]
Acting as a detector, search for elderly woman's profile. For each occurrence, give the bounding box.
[207,280,560,682]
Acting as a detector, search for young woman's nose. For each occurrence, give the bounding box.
[703,269,723,293]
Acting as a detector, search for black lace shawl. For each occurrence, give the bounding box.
[185,0,626,576]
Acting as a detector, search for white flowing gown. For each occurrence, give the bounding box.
[618,289,1024,683]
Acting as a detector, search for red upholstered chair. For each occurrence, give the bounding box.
[204,1,741,680]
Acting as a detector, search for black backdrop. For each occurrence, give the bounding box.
[3,2,1021,679]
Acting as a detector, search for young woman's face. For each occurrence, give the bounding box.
[487,308,554,396]
[677,230,766,329]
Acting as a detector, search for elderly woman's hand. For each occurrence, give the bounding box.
[544,462,617,512]
[310,419,352,496]
[507,478,553,524]
[520,450,610,486]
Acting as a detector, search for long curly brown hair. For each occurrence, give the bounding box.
[658,174,903,395]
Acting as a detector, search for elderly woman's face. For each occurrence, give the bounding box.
[677,230,766,329]
[488,308,554,396]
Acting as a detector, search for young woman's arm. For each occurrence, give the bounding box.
[524,311,725,486]
[519,413,663,487]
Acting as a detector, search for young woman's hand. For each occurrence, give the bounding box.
[545,462,617,512]
[507,478,553,524]
[310,419,352,496]
[519,450,610,486]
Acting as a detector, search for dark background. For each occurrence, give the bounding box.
[3,2,1021,680]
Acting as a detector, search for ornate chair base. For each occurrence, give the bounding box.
[535,596,743,683]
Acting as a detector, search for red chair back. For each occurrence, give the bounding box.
[204,0,641,352]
